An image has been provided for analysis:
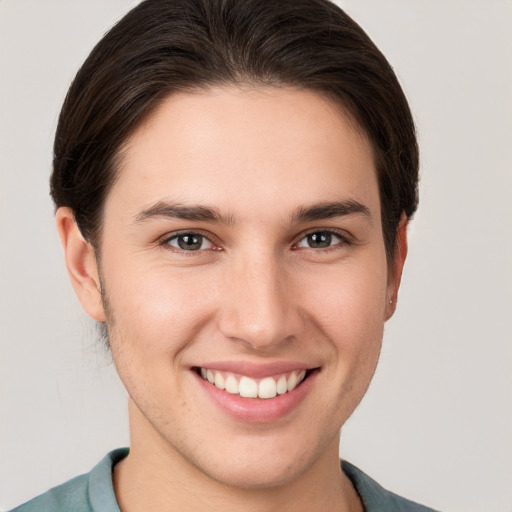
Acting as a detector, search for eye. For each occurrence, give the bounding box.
[296,231,345,249]
[166,232,214,251]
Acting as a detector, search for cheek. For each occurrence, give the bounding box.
[291,260,387,428]
[301,257,389,337]
[104,266,217,408]
[102,256,218,357]
[299,256,388,391]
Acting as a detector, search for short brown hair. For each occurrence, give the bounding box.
[51,0,419,257]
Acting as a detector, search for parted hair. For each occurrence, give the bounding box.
[51,0,419,257]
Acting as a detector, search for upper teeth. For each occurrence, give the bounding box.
[200,368,307,399]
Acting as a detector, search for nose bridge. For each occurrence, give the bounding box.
[219,248,298,349]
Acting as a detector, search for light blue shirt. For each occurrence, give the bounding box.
[10,448,439,511]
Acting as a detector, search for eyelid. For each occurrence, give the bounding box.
[159,229,221,252]
[157,227,353,253]
[292,228,353,250]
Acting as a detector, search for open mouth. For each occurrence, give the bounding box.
[194,367,314,399]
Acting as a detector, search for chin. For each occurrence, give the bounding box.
[205,454,311,490]
[180,430,330,491]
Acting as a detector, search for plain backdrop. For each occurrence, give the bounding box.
[1,1,511,511]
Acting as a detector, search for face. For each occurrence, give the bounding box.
[64,87,404,489]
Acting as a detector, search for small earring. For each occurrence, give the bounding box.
[389,299,393,304]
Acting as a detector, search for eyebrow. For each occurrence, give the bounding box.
[134,201,235,224]
[134,199,371,225]
[291,200,371,224]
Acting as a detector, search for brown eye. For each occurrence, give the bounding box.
[297,231,343,249]
[167,233,213,251]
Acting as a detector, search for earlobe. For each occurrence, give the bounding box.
[385,212,409,320]
[55,207,106,322]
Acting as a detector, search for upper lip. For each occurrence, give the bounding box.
[193,361,318,379]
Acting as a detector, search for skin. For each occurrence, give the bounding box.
[57,87,407,512]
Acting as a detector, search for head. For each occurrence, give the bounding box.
[53,0,418,493]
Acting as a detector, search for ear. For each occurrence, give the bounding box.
[56,207,106,322]
[385,212,409,320]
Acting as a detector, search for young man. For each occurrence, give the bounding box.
[11,1,438,510]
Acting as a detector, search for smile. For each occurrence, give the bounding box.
[198,368,308,399]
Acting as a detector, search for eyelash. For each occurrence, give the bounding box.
[292,229,353,251]
[160,230,219,255]
[160,228,353,255]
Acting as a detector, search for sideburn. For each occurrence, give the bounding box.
[95,254,114,351]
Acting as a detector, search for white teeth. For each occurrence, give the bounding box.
[214,372,225,390]
[276,375,288,395]
[225,375,239,394]
[287,371,298,391]
[239,376,258,398]
[258,377,277,399]
[199,368,309,398]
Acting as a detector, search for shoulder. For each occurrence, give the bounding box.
[342,461,441,512]
[9,473,90,512]
[8,448,128,512]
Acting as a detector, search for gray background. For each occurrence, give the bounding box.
[1,1,511,510]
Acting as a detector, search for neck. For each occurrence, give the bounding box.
[113,401,362,512]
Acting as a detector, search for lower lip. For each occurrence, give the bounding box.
[194,370,317,423]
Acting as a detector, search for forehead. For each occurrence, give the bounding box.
[108,86,379,222]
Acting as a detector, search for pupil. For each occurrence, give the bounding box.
[308,232,331,248]
[178,234,202,250]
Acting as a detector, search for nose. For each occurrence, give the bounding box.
[218,252,302,351]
